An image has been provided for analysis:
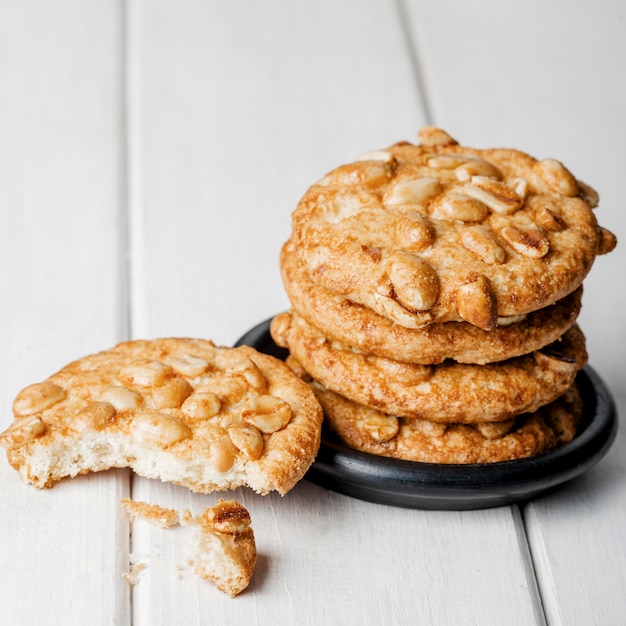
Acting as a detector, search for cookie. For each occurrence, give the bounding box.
[122,498,256,597]
[280,239,583,364]
[0,338,323,495]
[290,127,616,330]
[314,380,583,464]
[272,313,587,423]
[183,499,256,597]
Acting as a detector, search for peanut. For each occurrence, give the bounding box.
[152,377,193,409]
[464,176,524,214]
[386,251,439,311]
[101,386,145,411]
[418,126,458,147]
[203,500,252,534]
[454,158,503,181]
[228,424,264,460]
[430,192,489,222]
[73,402,116,432]
[394,212,435,250]
[500,226,550,258]
[0,416,46,449]
[384,177,442,207]
[131,412,192,447]
[164,354,209,378]
[534,158,579,196]
[359,413,399,443]
[456,276,497,330]
[13,382,66,417]
[242,395,292,433]
[461,225,506,265]
[120,360,174,388]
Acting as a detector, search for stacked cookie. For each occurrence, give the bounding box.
[271,127,617,464]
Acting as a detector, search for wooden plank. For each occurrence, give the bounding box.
[131,482,544,625]
[524,452,626,626]
[127,1,544,623]
[402,0,626,622]
[0,2,130,624]
[125,0,427,346]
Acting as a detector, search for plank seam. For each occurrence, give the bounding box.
[124,0,143,344]
[393,0,435,125]
[516,504,550,626]
[122,0,141,623]
[120,0,133,344]
[522,504,565,626]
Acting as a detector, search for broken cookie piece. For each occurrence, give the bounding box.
[122,498,256,597]
[182,499,256,597]
[121,498,180,529]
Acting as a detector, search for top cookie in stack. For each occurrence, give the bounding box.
[272,127,616,464]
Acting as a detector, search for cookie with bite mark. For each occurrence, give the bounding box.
[0,338,323,495]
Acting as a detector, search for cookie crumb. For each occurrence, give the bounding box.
[121,498,180,529]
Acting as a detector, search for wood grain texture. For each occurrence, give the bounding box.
[1,0,624,624]
[129,482,545,626]
[0,2,130,624]
[126,0,427,346]
[127,1,544,624]
[402,1,626,623]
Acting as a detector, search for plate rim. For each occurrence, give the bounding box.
[235,317,618,509]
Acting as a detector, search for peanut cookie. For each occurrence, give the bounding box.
[280,239,582,364]
[290,127,616,330]
[0,338,323,495]
[122,498,256,597]
[183,499,256,597]
[314,381,583,464]
[272,313,587,423]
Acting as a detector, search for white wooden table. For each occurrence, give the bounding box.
[1,2,624,624]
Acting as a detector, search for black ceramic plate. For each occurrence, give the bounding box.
[235,318,618,510]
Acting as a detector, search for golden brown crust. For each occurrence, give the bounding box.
[273,314,587,423]
[315,381,583,464]
[184,499,256,597]
[121,498,180,528]
[0,339,323,495]
[121,498,256,597]
[280,239,583,364]
[290,129,612,329]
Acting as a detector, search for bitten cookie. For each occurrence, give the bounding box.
[314,380,583,464]
[290,127,616,330]
[280,239,583,365]
[0,338,323,495]
[272,313,587,424]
